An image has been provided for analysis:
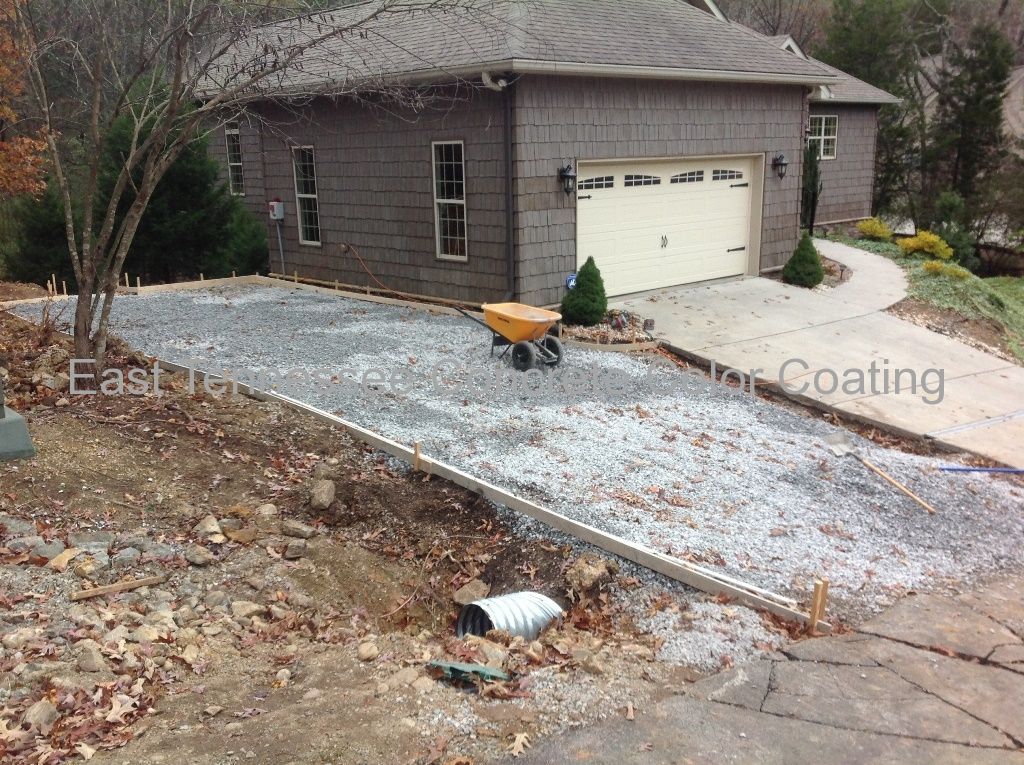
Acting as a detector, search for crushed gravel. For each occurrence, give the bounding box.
[18,286,1024,620]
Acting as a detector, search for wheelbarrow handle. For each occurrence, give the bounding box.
[455,305,492,332]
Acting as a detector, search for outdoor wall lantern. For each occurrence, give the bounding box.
[771,154,789,180]
[559,162,577,195]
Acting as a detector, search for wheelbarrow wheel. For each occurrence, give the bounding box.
[540,335,564,366]
[511,341,537,371]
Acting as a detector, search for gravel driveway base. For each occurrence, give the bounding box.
[19,286,1024,621]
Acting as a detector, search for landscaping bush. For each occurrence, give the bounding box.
[782,234,824,288]
[933,222,980,272]
[560,256,608,325]
[856,217,893,242]
[898,230,954,260]
[921,260,970,278]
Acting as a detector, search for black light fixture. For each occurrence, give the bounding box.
[558,162,577,195]
[771,153,789,180]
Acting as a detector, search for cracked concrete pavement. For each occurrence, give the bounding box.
[518,577,1024,763]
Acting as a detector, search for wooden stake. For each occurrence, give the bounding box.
[124,272,130,288]
[62,281,68,296]
[232,270,236,278]
[413,441,422,471]
[334,279,339,291]
[71,574,166,601]
[858,457,937,514]
[51,273,57,291]
[200,273,205,281]
[809,578,830,634]
[294,270,299,283]
[136,276,141,291]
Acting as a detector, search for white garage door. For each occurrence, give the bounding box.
[576,157,756,296]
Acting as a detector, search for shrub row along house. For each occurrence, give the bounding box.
[207,0,896,304]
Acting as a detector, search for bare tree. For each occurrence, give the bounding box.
[11,0,481,370]
[717,0,830,50]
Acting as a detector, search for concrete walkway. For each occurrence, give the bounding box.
[521,578,1024,763]
[615,239,1024,467]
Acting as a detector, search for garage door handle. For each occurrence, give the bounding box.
[577,195,592,200]
[727,246,746,253]
[730,183,749,188]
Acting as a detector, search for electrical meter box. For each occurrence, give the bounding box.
[268,200,285,220]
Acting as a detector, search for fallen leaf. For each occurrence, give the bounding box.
[75,742,97,760]
[47,547,81,572]
[508,732,531,757]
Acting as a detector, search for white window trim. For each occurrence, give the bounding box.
[224,122,245,196]
[291,145,321,247]
[809,115,839,161]
[431,140,468,262]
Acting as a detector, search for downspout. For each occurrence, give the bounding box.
[483,71,516,301]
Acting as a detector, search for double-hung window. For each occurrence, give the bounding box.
[292,146,321,245]
[224,122,245,196]
[808,115,839,160]
[432,141,467,261]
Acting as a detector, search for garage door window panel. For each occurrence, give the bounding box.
[712,169,744,181]
[624,174,661,187]
[579,176,614,190]
[671,171,704,184]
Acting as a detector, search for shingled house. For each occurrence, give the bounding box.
[210,0,895,304]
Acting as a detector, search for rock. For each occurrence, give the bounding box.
[102,625,130,644]
[282,519,316,539]
[283,539,307,560]
[180,645,200,665]
[269,604,291,621]
[218,518,243,532]
[68,531,114,553]
[224,526,259,544]
[375,682,390,697]
[54,397,70,407]
[231,600,266,619]
[131,625,165,643]
[411,676,435,693]
[224,722,243,734]
[22,699,59,733]
[289,592,314,610]
[312,463,337,480]
[275,669,291,684]
[309,480,336,511]
[76,640,108,673]
[192,515,222,538]
[357,642,379,662]
[255,503,278,517]
[72,553,110,577]
[204,590,230,608]
[174,606,199,626]
[575,649,605,675]
[68,604,103,629]
[112,547,142,569]
[40,372,70,392]
[144,542,176,558]
[302,688,322,701]
[467,636,507,669]
[0,514,35,538]
[31,538,66,561]
[204,705,224,717]
[9,535,44,553]
[566,555,618,593]
[453,578,491,606]
[184,544,217,567]
[391,667,419,687]
[3,627,41,649]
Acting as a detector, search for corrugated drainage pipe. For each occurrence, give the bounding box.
[456,592,563,641]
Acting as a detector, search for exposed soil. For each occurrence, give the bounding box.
[888,297,1018,364]
[0,282,48,302]
[0,309,769,764]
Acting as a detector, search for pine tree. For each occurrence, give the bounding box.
[926,24,1014,221]
[782,234,824,288]
[801,141,822,233]
[560,256,608,326]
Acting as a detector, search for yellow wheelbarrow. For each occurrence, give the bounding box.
[457,303,564,371]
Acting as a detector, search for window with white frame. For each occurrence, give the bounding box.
[224,122,245,196]
[292,146,320,245]
[808,115,839,160]
[432,141,467,260]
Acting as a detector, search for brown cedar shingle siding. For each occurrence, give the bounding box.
[512,76,806,304]
[811,104,878,224]
[209,120,267,222]
[249,91,508,302]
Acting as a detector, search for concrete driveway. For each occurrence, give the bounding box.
[616,239,1024,468]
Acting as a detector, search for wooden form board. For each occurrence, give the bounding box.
[153,359,830,632]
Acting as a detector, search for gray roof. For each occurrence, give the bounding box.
[808,57,901,105]
[205,0,837,96]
